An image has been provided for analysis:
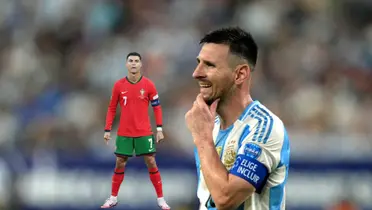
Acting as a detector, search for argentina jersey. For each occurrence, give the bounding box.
[195,100,290,210]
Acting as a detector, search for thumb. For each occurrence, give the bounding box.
[209,98,220,117]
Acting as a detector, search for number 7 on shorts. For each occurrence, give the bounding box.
[133,135,156,155]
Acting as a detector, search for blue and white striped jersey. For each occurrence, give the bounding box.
[195,101,290,210]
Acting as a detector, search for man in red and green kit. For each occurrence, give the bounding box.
[101,52,170,210]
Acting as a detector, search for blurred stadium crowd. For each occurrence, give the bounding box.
[0,0,371,210]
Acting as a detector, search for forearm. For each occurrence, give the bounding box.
[152,105,163,128]
[106,85,118,131]
[196,139,230,200]
[104,105,117,131]
[197,140,247,209]
[104,113,115,131]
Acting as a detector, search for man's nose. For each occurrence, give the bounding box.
[193,65,206,79]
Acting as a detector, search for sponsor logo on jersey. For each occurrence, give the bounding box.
[244,143,262,159]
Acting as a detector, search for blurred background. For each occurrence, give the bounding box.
[0,0,371,209]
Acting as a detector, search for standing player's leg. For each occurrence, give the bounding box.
[111,156,128,198]
[101,136,134,209]
[135,136,171,210]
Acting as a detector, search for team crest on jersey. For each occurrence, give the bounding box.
[224,149,237,170]
[223,139,238,170]
[139,88,146,99]
[244,143,262,159]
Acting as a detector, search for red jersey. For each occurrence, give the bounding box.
[104,76,163,137]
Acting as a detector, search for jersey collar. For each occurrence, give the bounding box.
[126,75,143,84]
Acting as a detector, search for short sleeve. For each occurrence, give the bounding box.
[229,121,285,193]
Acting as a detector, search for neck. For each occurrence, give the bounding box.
[127,72,141,83]
[217,90,253,130]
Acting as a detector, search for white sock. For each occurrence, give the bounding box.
[157,197,165,202]
[110,195,117,200]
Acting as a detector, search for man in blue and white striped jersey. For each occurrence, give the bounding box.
[185,27,290,210]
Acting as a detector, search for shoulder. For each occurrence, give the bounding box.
[142,77,157,89]
[114,78,127,85]
[142,76,152,83]
[241,102,286,145]
[112,78,126,89]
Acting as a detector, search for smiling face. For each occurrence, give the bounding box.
[193,43,236,105]
[126,55,142,74]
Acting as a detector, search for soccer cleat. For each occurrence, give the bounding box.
[157,197,171,210]
[101,196,118,208]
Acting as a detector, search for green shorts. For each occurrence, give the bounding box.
[115,135,156,156]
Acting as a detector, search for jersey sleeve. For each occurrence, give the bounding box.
[229,121,286,193]
[104,83,119,131]
[147,80,160,107]
[147,79,163,127]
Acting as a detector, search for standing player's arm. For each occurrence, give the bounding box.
[151,94,163,131]
[104,84,120,132]
[148,82,163,131]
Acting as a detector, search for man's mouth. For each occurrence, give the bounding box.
[199,83,212,88]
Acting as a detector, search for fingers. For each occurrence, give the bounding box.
[104,134,110,145]
[209,98,220,117]
[196,94,207,107]
[156,134,164,143]
[194,94,218,115]
[191,94,208,113]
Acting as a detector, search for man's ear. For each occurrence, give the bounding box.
[234,64,250,85]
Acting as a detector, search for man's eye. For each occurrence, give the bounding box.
[205,62,215,67]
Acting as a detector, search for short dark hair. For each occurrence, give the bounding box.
[126,52,142,60]
[200,27,258,70]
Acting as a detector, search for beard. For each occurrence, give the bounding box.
[204,84,235,106]
[205,97,216,106]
